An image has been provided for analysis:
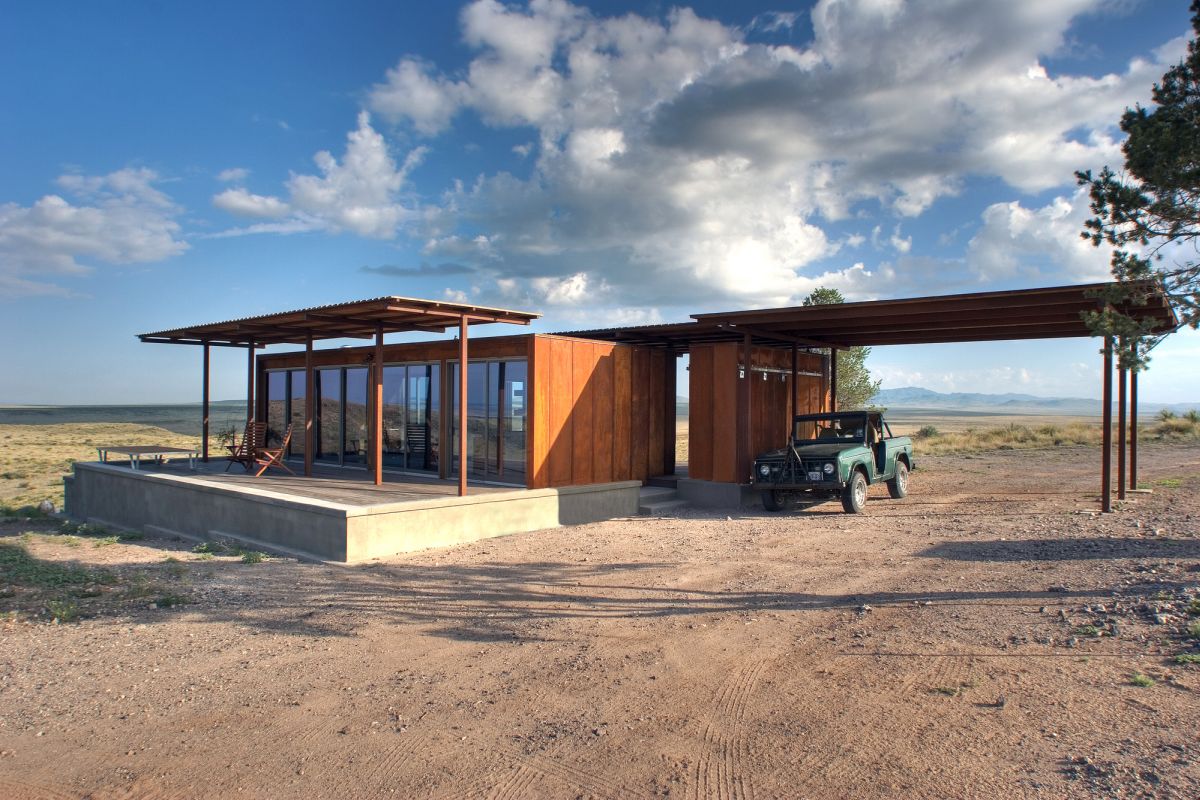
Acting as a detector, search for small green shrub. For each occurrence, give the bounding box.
[240,550,266,564]
[1187,621,1200,639]
[1158,409,1177,421]
[1174,653,1200,665]
[46,598,80,623]
[1130,672,1155,687]
[1185,409,1200,424]
[915,425,940,439]
[152,594,189,608]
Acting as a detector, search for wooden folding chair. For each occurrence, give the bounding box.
[252,423,295,477]
[225,422,268,472]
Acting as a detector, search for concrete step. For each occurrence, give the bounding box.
[638,485,688,516]
[639,498,690,516]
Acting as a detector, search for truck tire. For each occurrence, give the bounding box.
[887,461,909,499]
[841,470,867,514]
[761,490,785,512]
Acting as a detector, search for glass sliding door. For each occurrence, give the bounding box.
[315,368,342,463]
[265,371,287,448]
[406,364,439,472]
[381,366,406,469]
[450,359,528,484]
[343,367,368,464]
[288,369,306,459]
[501,361,527,483]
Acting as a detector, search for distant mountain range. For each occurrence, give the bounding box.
[870,386,1199,415]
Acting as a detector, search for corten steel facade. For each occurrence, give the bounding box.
[255,335,834,490]
[255,334,682,490]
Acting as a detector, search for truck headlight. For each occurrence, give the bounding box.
[758,464,771,477]
[823,462,835,474]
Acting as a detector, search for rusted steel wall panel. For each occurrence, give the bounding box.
[710,343,739,483]
[592,344,615,484]
[613,347,633,481]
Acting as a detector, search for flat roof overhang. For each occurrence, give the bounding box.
[558,282,1178,350]
[138,296,540,347]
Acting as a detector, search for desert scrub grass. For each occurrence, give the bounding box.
[0,503,51,520]
[45,598,80,623]
[0,540,111,589]
[915,425,940,439]
[1187,621,1200,639]
[239,550,267,564]
[1130,672,1155,687]
[152,593,189,608]
[918,417,1200,454]
[1074,624,1103,637]
[92,535,121,548]
[1174,653,1200,665]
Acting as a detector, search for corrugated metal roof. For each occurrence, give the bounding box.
[556,282,1178,349]
[140,296,539,347]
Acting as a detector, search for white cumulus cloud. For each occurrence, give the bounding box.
[0,168,187,298]
[212,112,426,240]
[353,0,1179,309]
[967,187,1112,285]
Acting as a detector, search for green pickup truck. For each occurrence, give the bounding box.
[751,411,915,514]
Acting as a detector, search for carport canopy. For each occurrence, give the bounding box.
[561,282,1177,350]
[561,281,1180,513]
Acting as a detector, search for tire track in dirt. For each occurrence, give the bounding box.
[0,780,79,800]
[691,655,773,800]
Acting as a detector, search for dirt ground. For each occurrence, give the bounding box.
[2,444,1200,799]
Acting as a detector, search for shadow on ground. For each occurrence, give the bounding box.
[921,537,1200,562]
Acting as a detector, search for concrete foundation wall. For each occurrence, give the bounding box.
[677,477,760,509]
[65,463,639,563]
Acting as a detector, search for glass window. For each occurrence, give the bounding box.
[343,367,368,463]
[502,361,527,483]
[265,372,287,448]
[289,370,306,458]
[316,368,342,462]
[449,359,527,484]
[382,366,406,468]
[406,364,440,472]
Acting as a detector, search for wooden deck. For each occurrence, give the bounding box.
[153,459,512,507]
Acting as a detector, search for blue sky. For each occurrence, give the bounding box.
[1,0,1196,405]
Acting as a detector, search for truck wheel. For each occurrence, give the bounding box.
[841,470,867,514]
[761,490,785,512]
[887,461,909,499]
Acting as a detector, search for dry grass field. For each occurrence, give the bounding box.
[0,424,199,510]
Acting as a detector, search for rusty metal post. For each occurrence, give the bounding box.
[201,343,210,463]
[459,315,469,497]
[1117,360,1127,501]
[790,343,798,423]
[1101,337,1112,513]
[304,334,314,478]
[1129,370,1139,490]
[246,339,255,424]
[829,348,838,413]
[373,323,384,486]
[740,332,753,483]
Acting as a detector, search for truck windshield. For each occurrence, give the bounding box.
[793,414,868,443]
